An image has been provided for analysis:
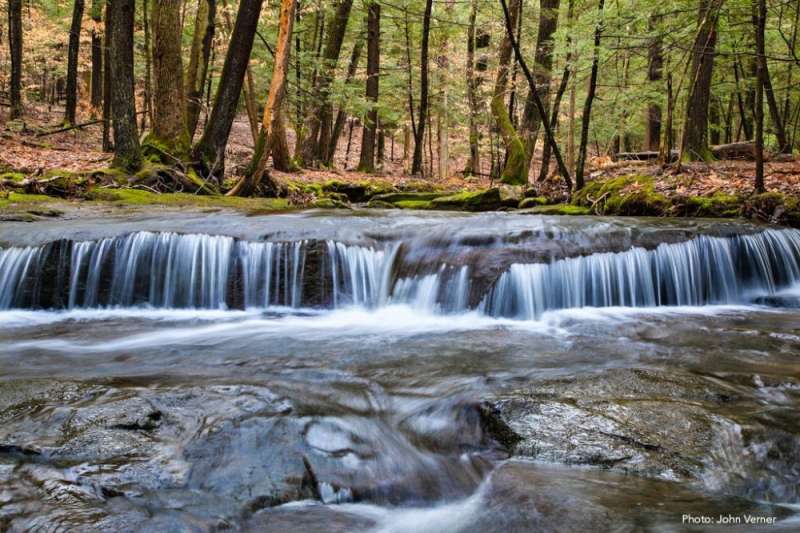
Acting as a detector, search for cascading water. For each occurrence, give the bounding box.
[1,228,799,316]
[481,229,800,319]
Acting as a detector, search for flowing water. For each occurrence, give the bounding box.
[1,210,799,531]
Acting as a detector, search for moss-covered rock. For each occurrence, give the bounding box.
[573,175,670,216]
[370,191,447,203]
[392,199,435,210]
[518,196,549,209]
[321,179,396,202]
[675,192,743,218]
[744,192,800,227]
[430,188,502,211]
[521,204,591,216]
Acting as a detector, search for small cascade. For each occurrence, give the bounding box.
[1,228,799,316]
[482,229,800,319]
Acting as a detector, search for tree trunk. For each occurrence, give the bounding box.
[90,0,103,112]
[186,0,217,139]
[465,0,480,176]
[220,0,258,144]
[358,2,380,173]
[65,0,85,125]
[228,0,296,196]
[645,14,663,151]
[102,0,113,151]
[141,0,152,130]
[151,0,189,152]
[520,0,560,174]
[325,36,363,165]
[108,0,142,170]
[193,0,265,183]
[491,0,526,185]
[732,55,753,140]
[298,0,355,166]
[681,0,721,162]
[754,0,765,192]
[270,110,293,171]
[709,96,721,145]
[7,0,23,119]
[411,0,433,176]
[758,53,789,153]
[575,0,605,190]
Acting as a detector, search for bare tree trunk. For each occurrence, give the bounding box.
[151,0,189,152]
[645,14,663,151]
[8,0,23,119]
[141,0,152,130]
[228,0,296,196]
[465,0,480,176]
[520,0,561,174]
[220,0,258,144]
[681,0,721,162]
[299,0,355,166]
[575,0,605,190]
[411,0,433,176]
[491,0,526,185]
[102,0,113,151]
[358,2,380,173]
[270,110,293,171]
[754,0,765,192]
[437,0,454,180]
[90,0,104,113]
[109,0,142,170]
[65,0,85,125]
[186,0,217,139]
[193,0,265,182]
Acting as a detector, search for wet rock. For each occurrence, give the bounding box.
[244,503,376,532]
[431,189,502,212]
[481,368,747,481]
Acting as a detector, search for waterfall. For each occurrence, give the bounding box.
[1,228,798,316]
[482,229,800,319]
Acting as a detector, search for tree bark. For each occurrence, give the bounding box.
[754,0,765,192]
[7,0,23,119]
[151,0,189,151]
[491,0,526,185]
[645,14,663,151]
[102,0,113,151]
[575,0,605,190]
[90,0,103,112]
[298,0,355,166]
[65,0,85,125]
[411,0,433,176]
[520,0,560,174]
[681,0,721,162]
[358,3,380,173]
[465,0,480,176]
[108,0,142,170]
[270,110,293,171]
[193,0,265,182]
[228,0,296,196]
[186,0,217,138]
[325,36,363,164]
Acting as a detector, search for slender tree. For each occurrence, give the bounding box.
[186,0,217,138]
[90,0,104,112]
[108,0,142,170]
[411,0,433,176]
[65,0,85,125]
[575,0,605,190]
[102,0,114,151]
[358,3,380,173]
[645,14,663,152]
[464,0,480,176]
[228,0,296,196]
[326,36,364,164]
[7,0,23,120]
[193,0,265,182]
[754,0,765,192]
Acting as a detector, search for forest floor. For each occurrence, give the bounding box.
[2,106,799,226]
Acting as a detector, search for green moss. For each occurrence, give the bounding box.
[490,96,528,186]
[430,188,502,211]
[371,191,446,203]
[573,175,669,216]
[142,133,190,163]
[84,188,293,211]
[522,204,591,216]
[0,192,53,209]
[682,192,742,218]
[518,196,549,209]
[746,192,800,227]
[393,200,434,210]
[0,172,26,182]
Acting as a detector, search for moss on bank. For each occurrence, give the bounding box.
[521,204,591,216]
[573,175,669,216]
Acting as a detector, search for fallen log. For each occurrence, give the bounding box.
[711,141,755,160]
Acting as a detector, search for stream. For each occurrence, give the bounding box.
[1,210,799,531]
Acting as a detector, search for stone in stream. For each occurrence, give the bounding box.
[479,367,800,501]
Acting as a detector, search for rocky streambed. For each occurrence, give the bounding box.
[1,210,799,531]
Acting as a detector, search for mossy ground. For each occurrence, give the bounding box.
[573,175,670,216]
